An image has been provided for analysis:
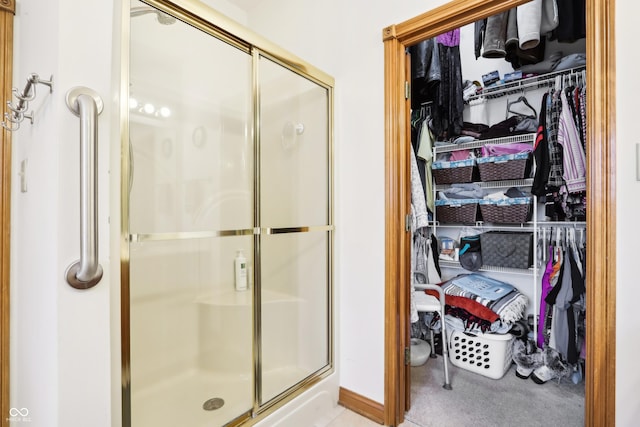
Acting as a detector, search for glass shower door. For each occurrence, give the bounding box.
[127,3,254,425]
[257,54,332,404]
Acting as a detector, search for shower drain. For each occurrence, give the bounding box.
[202,397,225,411]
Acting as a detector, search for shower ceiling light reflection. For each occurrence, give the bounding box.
[129,97,171,118]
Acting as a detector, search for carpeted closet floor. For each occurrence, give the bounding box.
[406,356,585,427]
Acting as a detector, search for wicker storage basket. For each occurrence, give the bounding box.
[432,159,476,184]
[435,199,479,224]
[479,197,532,224]
[448,330,515,379]
[477,153,530,182]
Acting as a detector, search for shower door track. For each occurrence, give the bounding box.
[129,225,335,243]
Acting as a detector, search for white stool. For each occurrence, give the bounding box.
[413,284,452,390]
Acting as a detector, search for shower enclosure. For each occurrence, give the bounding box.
[123,1,334,425]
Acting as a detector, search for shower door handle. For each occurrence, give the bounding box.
[64,87,104,289]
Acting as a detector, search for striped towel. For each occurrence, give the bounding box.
[439,274,528,324]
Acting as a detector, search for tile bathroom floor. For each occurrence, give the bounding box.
[326,407,420,427]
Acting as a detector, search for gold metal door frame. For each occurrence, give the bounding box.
[121,1,335,426]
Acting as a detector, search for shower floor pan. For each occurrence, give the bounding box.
[131,366,308,426]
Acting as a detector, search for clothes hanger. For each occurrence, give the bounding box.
[411,108,423,128]
[506,94,537,118]
[565,74,577,93]
[555,75,562,92]
[539,228,550,264]
[569,228,575,250]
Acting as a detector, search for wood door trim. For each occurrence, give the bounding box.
[338,387,385,424]
[383,0,615,426]
[382,30,406,421]
[0,2,15,426]
[584,0,616,424]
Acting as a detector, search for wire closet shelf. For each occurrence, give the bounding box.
[466,65,586,103]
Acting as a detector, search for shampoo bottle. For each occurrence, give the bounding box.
[234,250,248,291]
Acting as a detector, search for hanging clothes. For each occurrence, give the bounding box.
[532,92,550,196]
[417,118,436,212]
[409,38,441,133]
[409,147,440,323]
[546,89,565,188]
[540,244,563,348]
[476,1,559,67]
[557,89,586,194]
[410,148,429,231]
[539,229,587,368]
[551,0,586,43]
[579,85,587,152]
[532,71,587,221]
[474,19,486,59]
[537,245,556,347]
[411,108,428,201]
[435,30,465,139]
[549,248,574,359]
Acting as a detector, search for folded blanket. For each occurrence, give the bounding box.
[430,274,528,324]
[445,313,512,336]
[445,306,493,333]
[440,183,484,200]
[448,273,515,299]
[426,290,499,323]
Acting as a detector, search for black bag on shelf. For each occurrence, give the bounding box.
[459,234,482,271]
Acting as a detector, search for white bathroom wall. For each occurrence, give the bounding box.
[201,0,248,25]
[615,3,640,424]
[11,0,116,426]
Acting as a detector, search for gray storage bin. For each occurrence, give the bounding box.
[480,231,533,269]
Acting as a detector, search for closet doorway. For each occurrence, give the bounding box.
[382,0,615,426]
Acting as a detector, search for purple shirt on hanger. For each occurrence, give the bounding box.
[538,246,555,348]
[436,29,460,47]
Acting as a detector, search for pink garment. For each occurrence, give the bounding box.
[449,149,471,161]
[481,142,533,157]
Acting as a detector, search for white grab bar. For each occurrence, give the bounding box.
[64,87,104,289]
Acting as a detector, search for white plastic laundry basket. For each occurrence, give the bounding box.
[448,330,515,379]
